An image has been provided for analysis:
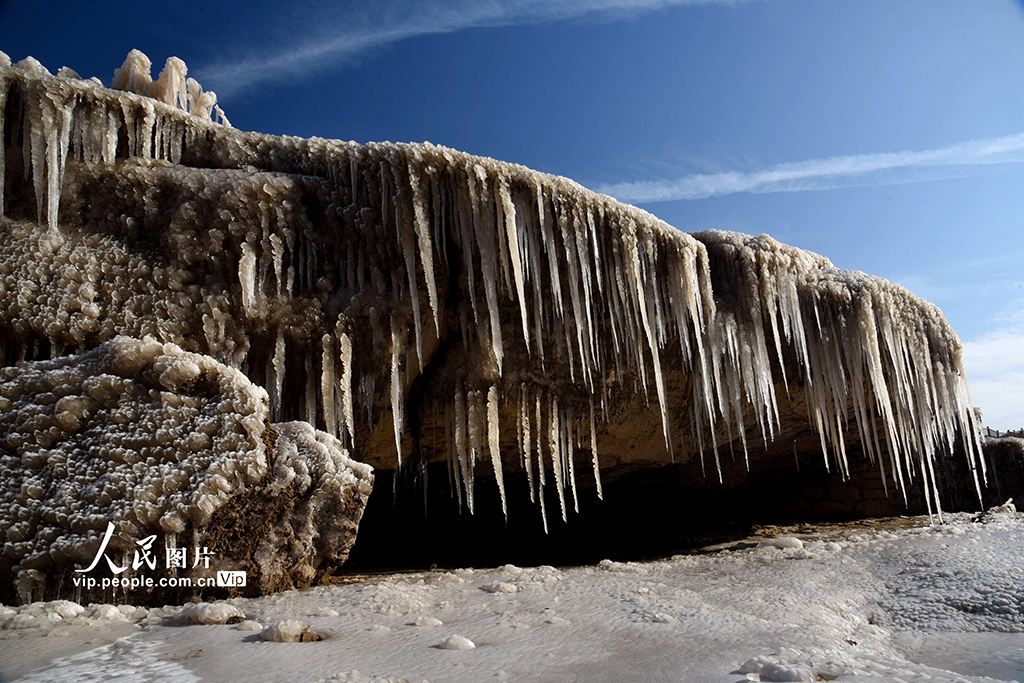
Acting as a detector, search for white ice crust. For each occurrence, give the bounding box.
[0,336,372,602]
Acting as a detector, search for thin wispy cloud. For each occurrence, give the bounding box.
[596,133,1024,203]
[197,0,753,99]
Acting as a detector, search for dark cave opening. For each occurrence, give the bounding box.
[341,439,1020,572]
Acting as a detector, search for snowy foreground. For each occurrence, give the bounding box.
[1,512,1021,683]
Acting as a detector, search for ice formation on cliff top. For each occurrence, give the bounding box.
[0,50,984,533]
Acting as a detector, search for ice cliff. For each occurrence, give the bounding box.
[0,51,985,596]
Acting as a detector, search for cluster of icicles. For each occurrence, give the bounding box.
[0,51,984,530]
[110,49,230,127]
[0,49,228,235]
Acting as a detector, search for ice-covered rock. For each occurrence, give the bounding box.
[480,582,519,594]
[177,602,245,625]
[236,619,263,631]
[738,655,817,682]
[437,634,475,650]
[0,337,373,605]
[0,50,986,559]
[261,618,321,642]
[89,603,130,624]
[756,537,804,550]
[45,600,84,619]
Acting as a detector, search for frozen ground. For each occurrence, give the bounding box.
[1,511,1021,683]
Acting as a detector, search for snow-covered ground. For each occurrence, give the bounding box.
[2,511,1022,683]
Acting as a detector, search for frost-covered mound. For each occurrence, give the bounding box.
[0,50,982,537]
[0,336,373,605]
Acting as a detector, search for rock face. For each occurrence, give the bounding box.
[0,50,989,589]
[977,438,1024,509]
[0,337,373,605]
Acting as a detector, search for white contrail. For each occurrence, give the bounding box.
[596,133,1024,203]
[196,0,755,98]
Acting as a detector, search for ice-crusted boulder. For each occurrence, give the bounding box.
[0,336,373,605]
[0,49,986,552]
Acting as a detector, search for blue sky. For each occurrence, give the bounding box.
[2,0,1022,427]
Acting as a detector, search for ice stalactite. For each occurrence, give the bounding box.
[565,406,580,514]
[453,386,473,514]
[549,394,568,523]
[519,386,536,503]
[487,385,506,518]
[534,391,549,533]
[268,329,286,421]
[590,397,603,500]
[321,335,337,439]
[408,154,440,334]
[391,319,405,465]
[469,164,505,376]
[0,51,986,536]
[499,180,530,348]
[305,355,317,428]
[691,231,985,517]
[339,331,355,448]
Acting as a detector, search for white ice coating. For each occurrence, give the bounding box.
[177,602,245,625]
[0,336,373,602]
[487,385,506,517]
[0,50,229,249]
[0,51,984,532]
[261,619,318,642]
[0,336,265,598]
[112,49,228,125]
[340,331,355,447]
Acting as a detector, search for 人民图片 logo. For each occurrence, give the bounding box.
[71,522,245,591]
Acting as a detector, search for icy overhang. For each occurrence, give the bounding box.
[0,51,984,541]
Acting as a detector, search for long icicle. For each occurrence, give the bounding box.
[487,385,506,518]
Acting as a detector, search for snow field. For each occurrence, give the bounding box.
[1,511,1021,682]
